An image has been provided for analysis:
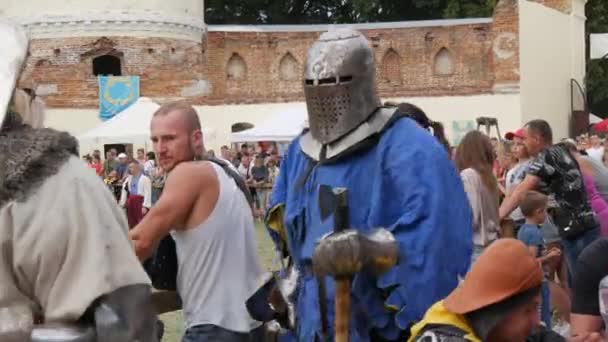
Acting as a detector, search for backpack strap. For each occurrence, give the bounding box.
[204,157,255,209]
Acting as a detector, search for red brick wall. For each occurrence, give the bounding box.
[491,0,521,90]
[20,36,205,108]
[20,20,508,108]
[201,23,496,105]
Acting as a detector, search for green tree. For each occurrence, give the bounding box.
[442,0,497,18]
[204,0,497,25]
[586,0,608,117]
[205,0,344,24]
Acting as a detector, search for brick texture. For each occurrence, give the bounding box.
[491,0,520,89]
[19,37,204,108]
[19,2,525,108]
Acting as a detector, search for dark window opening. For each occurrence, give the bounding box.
[231,122,254,133]
[93,55,122,76]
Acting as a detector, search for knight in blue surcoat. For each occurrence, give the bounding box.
[264,28,473,341]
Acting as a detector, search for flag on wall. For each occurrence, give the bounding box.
[98,76,139,121]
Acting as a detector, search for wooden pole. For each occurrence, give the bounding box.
[335,278,351,342]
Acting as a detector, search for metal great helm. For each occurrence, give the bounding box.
[303,28,381,144]
[0,19,29,128]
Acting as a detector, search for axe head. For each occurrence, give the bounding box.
[318,185,348,221]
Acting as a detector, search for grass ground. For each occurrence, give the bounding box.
[160,221,275,342]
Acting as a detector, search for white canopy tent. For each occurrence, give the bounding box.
[590,113,603,124]
[591,33,608,60]
[79,97,215,148]
[79,97,160,144]
[231,105,308,143]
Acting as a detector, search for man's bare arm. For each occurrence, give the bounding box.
[129,162,212,260]
[499,174,540,220]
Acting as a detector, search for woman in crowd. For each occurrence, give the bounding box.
[496,140,518,198]
[561,140,608,237]
[455,131,500,263]
[91,154,103,177]
[504,129,532,231]
[150,166,165,206]
[265,158,280,209]
[104,170,121,201]
[249,154,269,218]
[120,161,152,229]
[144,151,156,176]
[393,102,451,153]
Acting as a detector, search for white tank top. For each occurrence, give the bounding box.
[171,162,263,332]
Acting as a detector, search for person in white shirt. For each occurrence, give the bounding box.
[504,128,532,226]
[237,154,251,179]
[144,151,156,176]
[454,131,500,264]
[136,148,147,164]
[129,101,263,342]
[586,135,604,163]
[120,161,152,228]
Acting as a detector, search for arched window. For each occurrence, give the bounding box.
[93,55,122,76]
[434,48,454,76]
[279,53,299,81]
[226,53,247,80]
[381,49,402,84]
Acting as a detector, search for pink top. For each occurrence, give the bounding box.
[583,174,608,236]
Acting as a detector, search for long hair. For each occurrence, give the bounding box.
[395,102,451,152]
[455,131,498,196]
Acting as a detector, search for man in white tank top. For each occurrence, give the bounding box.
[129,101,264,342]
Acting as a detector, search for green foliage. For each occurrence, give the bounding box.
[442,0,497,18]
[204,0,498,25]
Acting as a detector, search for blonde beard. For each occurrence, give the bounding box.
[11,89,45,129]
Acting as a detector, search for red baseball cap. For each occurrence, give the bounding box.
[505,128,525,141]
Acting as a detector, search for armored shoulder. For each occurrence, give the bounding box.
[299,107,400,162]
[0,125,78,207]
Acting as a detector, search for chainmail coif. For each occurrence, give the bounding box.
[0,111,79,208]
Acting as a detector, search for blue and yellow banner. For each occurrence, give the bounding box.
[98,76,140,121]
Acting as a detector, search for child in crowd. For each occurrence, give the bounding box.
[517,190,562,328]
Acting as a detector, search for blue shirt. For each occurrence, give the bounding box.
[518,223,548,277]
[518,223,545,257]
[115,163,128,179]
[129,174,141,195]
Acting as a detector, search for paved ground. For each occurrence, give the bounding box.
[161,221,275,342]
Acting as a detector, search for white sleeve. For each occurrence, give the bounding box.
[119,178,128,207]
[460,168,481,232]
[141,176,152,209]
[0,207,36,338]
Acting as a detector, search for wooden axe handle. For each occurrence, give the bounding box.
[335,277,350,342]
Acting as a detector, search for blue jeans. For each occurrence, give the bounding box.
[182,324,262,342]
[541,281,551,328]
[562,228,599,278]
